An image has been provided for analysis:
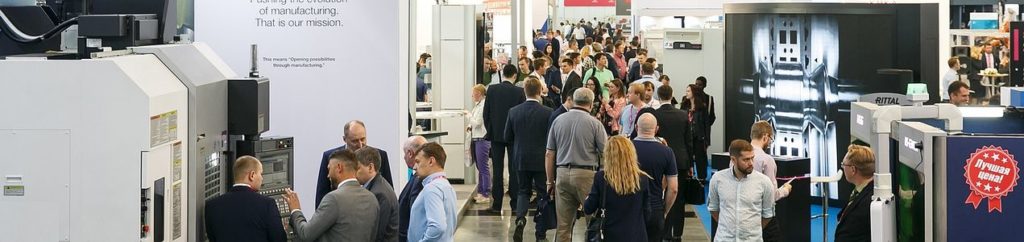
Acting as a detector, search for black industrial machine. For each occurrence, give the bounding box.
[253,136,296,240]
[224,45,297,240]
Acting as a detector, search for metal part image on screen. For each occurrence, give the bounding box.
[741,15,858,195]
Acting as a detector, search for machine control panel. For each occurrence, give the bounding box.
[259,188,295,239]
[256,136,295,240]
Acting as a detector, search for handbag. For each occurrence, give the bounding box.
[586,181,607,242]
[683,174,706,205]
[534,191,558,231]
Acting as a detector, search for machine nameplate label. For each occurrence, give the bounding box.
[172,182,182,239]
[3,185,24,196]
[150,110,179,147]
[172,142,183,182]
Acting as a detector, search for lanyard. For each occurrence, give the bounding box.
[626,106,640,132]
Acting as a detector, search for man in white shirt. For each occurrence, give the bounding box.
[530,58,548,87]
[574,24,586,47]
[940,57,961,101]
[708,140,776,242]
[562,22,573,38]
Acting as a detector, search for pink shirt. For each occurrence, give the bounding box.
[613,53,628,78]
[604,97,627,132]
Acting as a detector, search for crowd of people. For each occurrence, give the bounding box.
[468,19,879,242]
[468,19,733,242]
[201,18,882,242]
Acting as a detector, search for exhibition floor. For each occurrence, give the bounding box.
[454,194,711,241]
[452,167,842,242]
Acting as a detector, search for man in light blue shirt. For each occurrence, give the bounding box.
[620,82,648,137]
[408,142,458,242]
[708,140,776,242]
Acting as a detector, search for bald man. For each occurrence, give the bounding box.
[398,136,427,242]
[632,113,679,242]
[316,120,393,207]
[205,156,287,242]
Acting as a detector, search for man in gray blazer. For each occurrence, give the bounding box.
[284,149,380,242]
[356,147,399,242]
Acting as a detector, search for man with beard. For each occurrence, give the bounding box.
[708,140,776,241]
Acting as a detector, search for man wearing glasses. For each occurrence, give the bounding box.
[749,121,793,242]
[835,144,875,242]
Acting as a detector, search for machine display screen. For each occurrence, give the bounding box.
[260,152,291,190]
[724,3,939,200]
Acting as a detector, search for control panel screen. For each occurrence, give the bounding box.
[260,152,291,189]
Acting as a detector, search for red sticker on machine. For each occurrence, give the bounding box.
[964,146,1020,212]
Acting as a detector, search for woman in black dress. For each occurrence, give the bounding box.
[584,136,652,242]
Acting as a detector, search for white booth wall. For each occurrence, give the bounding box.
[418,0,550,55]
[196,0,406,216]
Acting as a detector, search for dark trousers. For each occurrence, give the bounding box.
[762,217,781,242]
[711,217,718,240]
[647,206,665,242]
[694,146,709,181]
[490,141,518,211]
[664,170,688,240]
[516,170,548,239]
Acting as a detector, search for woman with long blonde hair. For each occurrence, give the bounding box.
[584,136,653,241]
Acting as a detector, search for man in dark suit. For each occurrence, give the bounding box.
[582,21,594,39]
[285,149,379,242]
[835,144,876,242]
[545,58,564,106]
[484,64,527,213]
[550,59,583,133]
[205,156,288,242]
[624,41,638,62]
[505,77,554,241]
[398,136,427,242]
[648,85,695,241]
[316,120,392,208]
[628,49,648,84]
[355,147,399,242]
[973,43,1003,98]
[980,43,1001,71]
[547,30,561,62]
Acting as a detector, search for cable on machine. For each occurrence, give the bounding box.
[0,9,78,44]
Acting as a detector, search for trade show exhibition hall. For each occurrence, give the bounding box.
[3,0,1024,241]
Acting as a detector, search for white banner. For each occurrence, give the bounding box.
[196,0,404,215]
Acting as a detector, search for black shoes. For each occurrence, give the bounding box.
[513,218,526,242]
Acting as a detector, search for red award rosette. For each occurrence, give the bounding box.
[964,146,1020,213]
